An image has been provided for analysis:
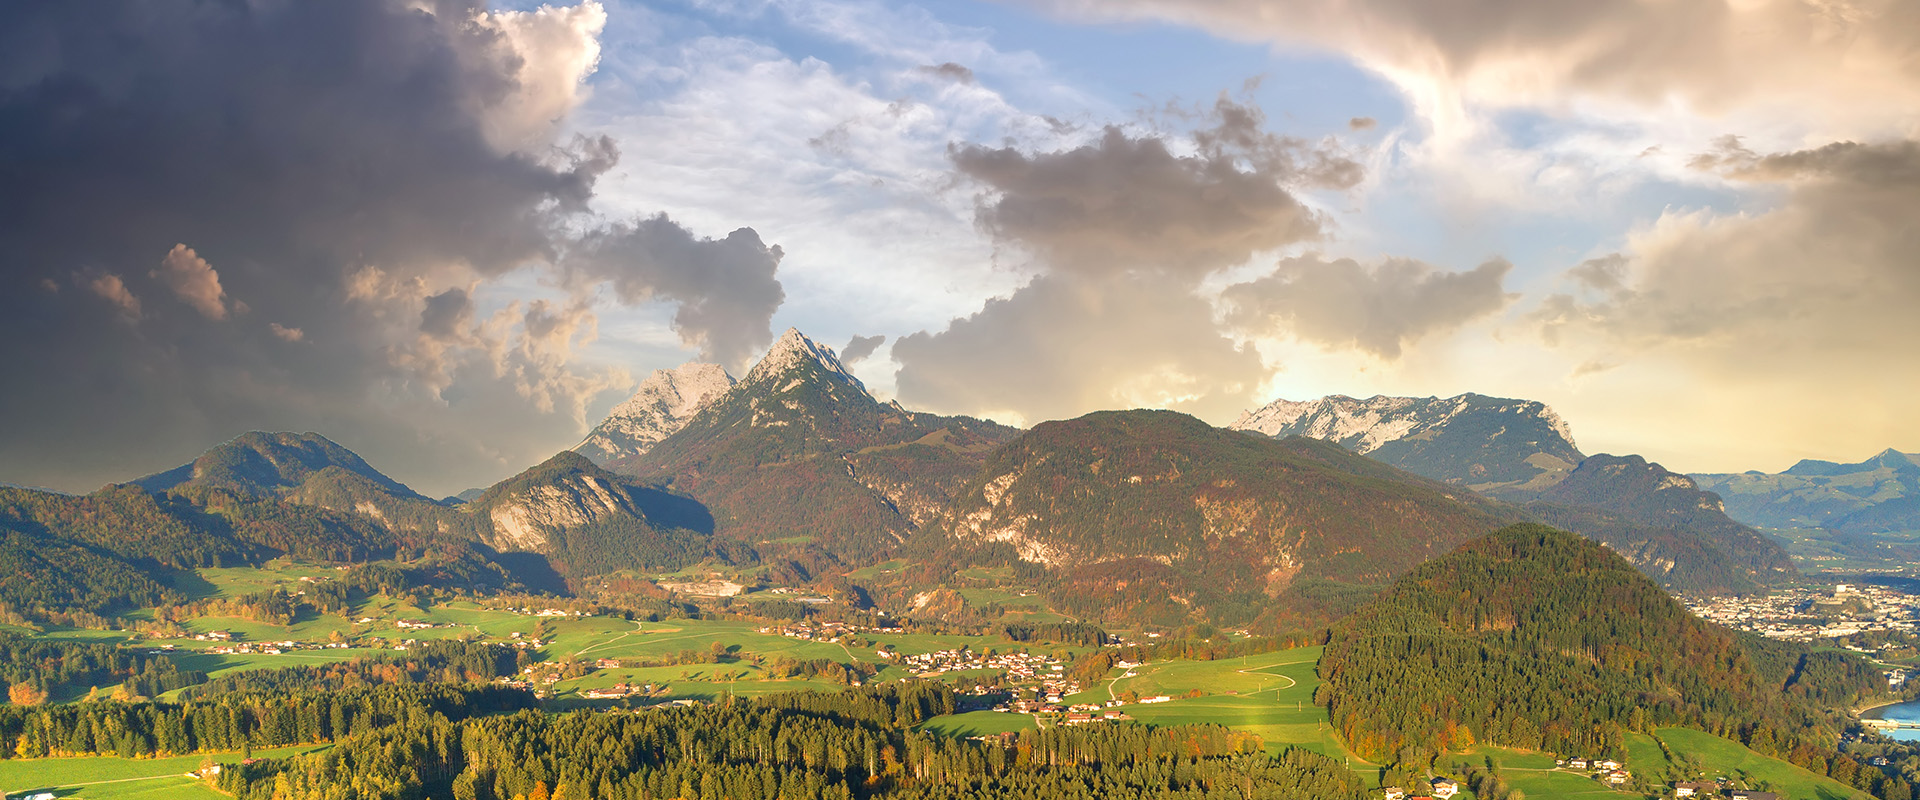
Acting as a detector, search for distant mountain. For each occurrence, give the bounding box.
[612,329,1021,565]
[1321,524,1880,769]
[922,409,1526,627]
[134,431,424,500]
[464,451,731,577]
[1234,392,1798,593]
[1233,393,1582,492]
[573,363,735,464]
[1694,449,1920,533]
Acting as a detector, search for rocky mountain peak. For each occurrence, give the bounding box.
[742,328,867,393]
[574,362,735,464]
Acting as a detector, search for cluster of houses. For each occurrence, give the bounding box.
[1381,778,1459,799]
[1681,583,1920,644]
[884,646,1070,683]
[1671,785,1780,800]
[1560,756,1633,786]
[581,681,658,699]
[179,633,355,656]
[758,621,876,642]
[502,606,587,617]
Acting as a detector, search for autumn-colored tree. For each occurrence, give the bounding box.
[8,682,46,706]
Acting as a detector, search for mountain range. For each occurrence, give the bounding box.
[1694,449,1920,533]
[1232,393,1797,593]
[0,329,1826,628]
[606,328,1020,566]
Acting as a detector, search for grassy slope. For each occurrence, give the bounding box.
[0,746,323,800]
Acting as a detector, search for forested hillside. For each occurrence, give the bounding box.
[918,409,1525,627]
[1320,524,1897,794]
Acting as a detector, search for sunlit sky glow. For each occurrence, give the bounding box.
[3,0,1915,496]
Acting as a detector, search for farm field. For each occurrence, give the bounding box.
[0,745,323,800]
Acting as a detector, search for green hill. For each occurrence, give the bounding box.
[1522,454,1799,593]
[1320,524,1891,794]
[134,431,425,500]
[919,409,1527,627]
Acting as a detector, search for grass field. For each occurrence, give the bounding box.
[919,710,1039,737]
[1655,727,1871,800]
[0,745,323,799]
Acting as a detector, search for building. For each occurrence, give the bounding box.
[1381,788,1405,800]
[1604,770,1631,785]
[1731,792,1782,800]
[1673,781,1717,797]
[1567,758,1589,769]
[1430,778,1459,798]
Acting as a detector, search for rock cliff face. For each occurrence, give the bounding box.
[574,363,735,464]
[611,328,1019,564]
[465,451,720,576]
[1232,393,1580,492]
[928,409,1523,626]
[483,466,643,552]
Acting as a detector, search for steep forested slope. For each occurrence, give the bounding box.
[1321,524,1887,789]
[921,409,1526,627]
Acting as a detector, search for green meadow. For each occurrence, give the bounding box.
[0,746,323,800]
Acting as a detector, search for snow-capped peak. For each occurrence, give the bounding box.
[1231,392,1578,455]
[573,362,735,463]
[743,328,867,393]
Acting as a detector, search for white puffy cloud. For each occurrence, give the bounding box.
[152,244,229,320]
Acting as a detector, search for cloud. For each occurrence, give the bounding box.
[917,62,975,84]
[87,274,141,319]
[1224,255,1514,359]
[269,323,304,342]
[840,334,885,364]
[0,0,628,495]
[1348,116,1377,131]
[566,214,786,372]
[152,244,229,320]
[895,273,1263,425]
[1536,137,1920,354]
[949,96,1354,278]
[895,96,1370,423]
[469,2,609,153]
[1027,0,1920,134]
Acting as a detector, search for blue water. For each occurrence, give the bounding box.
[1873,699,1920,741]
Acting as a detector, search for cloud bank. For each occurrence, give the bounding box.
[0,0,785,495]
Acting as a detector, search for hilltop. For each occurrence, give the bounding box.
[917,409,1525,627]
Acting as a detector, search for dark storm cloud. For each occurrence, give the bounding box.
[0,0,777,496]
[840,335,886,365]
[1222,255,1514,359]
[566,214,786,372]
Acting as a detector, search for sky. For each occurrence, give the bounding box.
[2,0,1916,497]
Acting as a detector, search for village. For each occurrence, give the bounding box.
[1681,583,1920,645]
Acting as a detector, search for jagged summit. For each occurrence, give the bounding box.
[574,362,735,464]
[1233,392,1577,456]
[742,328,867,393]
